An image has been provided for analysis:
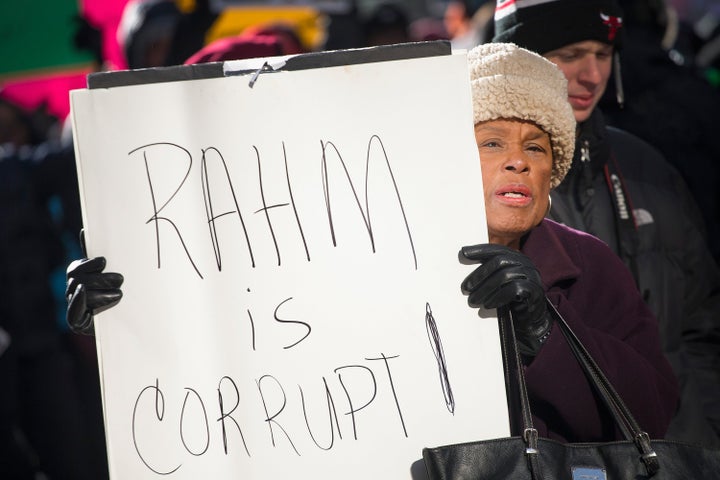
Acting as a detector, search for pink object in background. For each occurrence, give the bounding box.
[81,0,132,71]
[1,0,130,122]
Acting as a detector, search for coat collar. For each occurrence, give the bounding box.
[555,108,611,192]
[522,219,581,289]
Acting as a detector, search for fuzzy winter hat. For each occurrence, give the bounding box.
[492,0,625,55]
[468,42,576,188]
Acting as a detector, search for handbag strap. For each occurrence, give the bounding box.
[498,300,660,476]
[498,306,525,436]
[498,307,543,480]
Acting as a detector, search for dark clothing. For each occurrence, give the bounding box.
[0,144,66,352]
[523,219,678,442]
[548,110,720,447]
[600,24,720,263]
[0,142,107,479]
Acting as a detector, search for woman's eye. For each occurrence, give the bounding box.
[526,144,547,153]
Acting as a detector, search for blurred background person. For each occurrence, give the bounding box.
[443,0,495,50]
[117,0,182,69]
[0,95,107,479]
[599,0,720,263]
[361,2,412,46]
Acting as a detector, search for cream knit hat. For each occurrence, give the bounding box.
[468,42,576,188]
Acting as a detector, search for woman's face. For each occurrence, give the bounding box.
[475,119,553,249]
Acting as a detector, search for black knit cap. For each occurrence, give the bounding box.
[492,0,625,54]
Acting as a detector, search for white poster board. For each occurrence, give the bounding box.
[70,48,508,480]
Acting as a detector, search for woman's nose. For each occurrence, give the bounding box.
[503,153,530,173]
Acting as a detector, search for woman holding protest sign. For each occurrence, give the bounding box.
[457,42,677,442]
[65,42,678,443]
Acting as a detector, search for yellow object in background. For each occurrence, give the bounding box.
[173,0,328,51]
[205,6,328,50]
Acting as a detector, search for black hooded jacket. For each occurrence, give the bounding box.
[548,108,720,447]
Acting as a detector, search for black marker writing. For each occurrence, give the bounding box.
[365,135,417,270]
[180,388,209,456]
[201,146,256,270]
[137,142,204,278]
[217,376,251,457]
[366,353,408,437]
[133,136,417,277]
[132,379,182,475]
[334,365,377,440]
[273,297,311,350]
[130,353,409,473]
[282,141,310,262]
[246,308,256,351]
[425,303,455,414]
[299,377,342,450]
[257,375,300,456]
[254,145,285,266]
[320,135,417,269]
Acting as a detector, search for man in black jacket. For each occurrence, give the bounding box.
[598,0,720,264]
[492,0,720,447]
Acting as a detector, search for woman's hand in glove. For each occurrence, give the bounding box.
[65,256,124,335]
[460,243,552,356]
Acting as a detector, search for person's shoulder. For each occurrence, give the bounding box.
[543,218,602,243]
[606,125,664,161]
[605,124,686,183]
[527,220,629,284]
[592,108,667,169]
[541,219,621,261]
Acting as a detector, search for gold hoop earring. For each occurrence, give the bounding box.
[546,194,553,216]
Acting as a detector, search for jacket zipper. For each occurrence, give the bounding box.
[580,139,594,193]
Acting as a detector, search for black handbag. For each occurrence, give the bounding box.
[422,301,720,479]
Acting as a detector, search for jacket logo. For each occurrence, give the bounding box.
[610,174,630,220]
[633,208,654,227]
[600,12,623,41]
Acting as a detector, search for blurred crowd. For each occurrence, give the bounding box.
[1,0,720,478]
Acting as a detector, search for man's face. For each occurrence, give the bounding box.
[544,40,614,123]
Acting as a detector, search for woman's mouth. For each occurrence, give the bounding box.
[496,185,532,206]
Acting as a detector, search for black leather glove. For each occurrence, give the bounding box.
[460,244,552,356]
[65,255,124,335]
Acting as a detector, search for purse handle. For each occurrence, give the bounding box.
[498,299,660,477]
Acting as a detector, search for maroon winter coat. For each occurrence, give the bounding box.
[521,219,679,442]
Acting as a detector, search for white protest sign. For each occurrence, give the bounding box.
[70,49,508,479]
